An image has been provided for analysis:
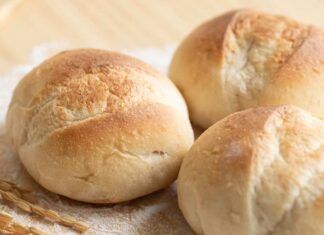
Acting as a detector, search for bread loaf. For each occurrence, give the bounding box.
[6,49,194,203]
[177,105,324,235]
[169,10,324,129]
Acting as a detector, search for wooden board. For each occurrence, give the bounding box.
[0,0,324,74]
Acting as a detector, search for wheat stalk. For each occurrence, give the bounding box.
[0,189,89,233]
[0,211,45,235]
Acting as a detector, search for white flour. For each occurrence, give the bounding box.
[0,44,193,234]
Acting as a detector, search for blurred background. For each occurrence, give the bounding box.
[1,0,324,76]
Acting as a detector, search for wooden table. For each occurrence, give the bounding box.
[1,0,324,75]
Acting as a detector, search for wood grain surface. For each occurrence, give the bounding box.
[0,0,324,74]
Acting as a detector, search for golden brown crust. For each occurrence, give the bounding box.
[8,49,164,115]
[7,49,189,146]
[169,9,324,129]
[178,105,324,235]
[6,49,194,203]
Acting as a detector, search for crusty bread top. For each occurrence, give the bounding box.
[169,9,324,128]
[7,49,188,147]
[178,105,324,235]
[5,49,194,203]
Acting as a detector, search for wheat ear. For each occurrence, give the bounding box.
[0,179,31,198]
[0,210,45,235]
[0,189,89,233]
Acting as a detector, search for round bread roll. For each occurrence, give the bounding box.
[169,9,324,129]
[6,49,194,203]
[177,105,324,235]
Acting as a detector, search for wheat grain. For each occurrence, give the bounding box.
[0,211,45,235]
[0,189,89,233]
[71,221,90,233]
[30,226,46,235]
[0,211,13,227]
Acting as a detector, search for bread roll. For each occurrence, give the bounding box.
[6,49,194,203]
[169,9,324,129]
[177,105,324,235]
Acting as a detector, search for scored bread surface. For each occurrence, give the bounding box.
[6,49,194,203]
[169,9,324,129]
[178,105,324,235]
